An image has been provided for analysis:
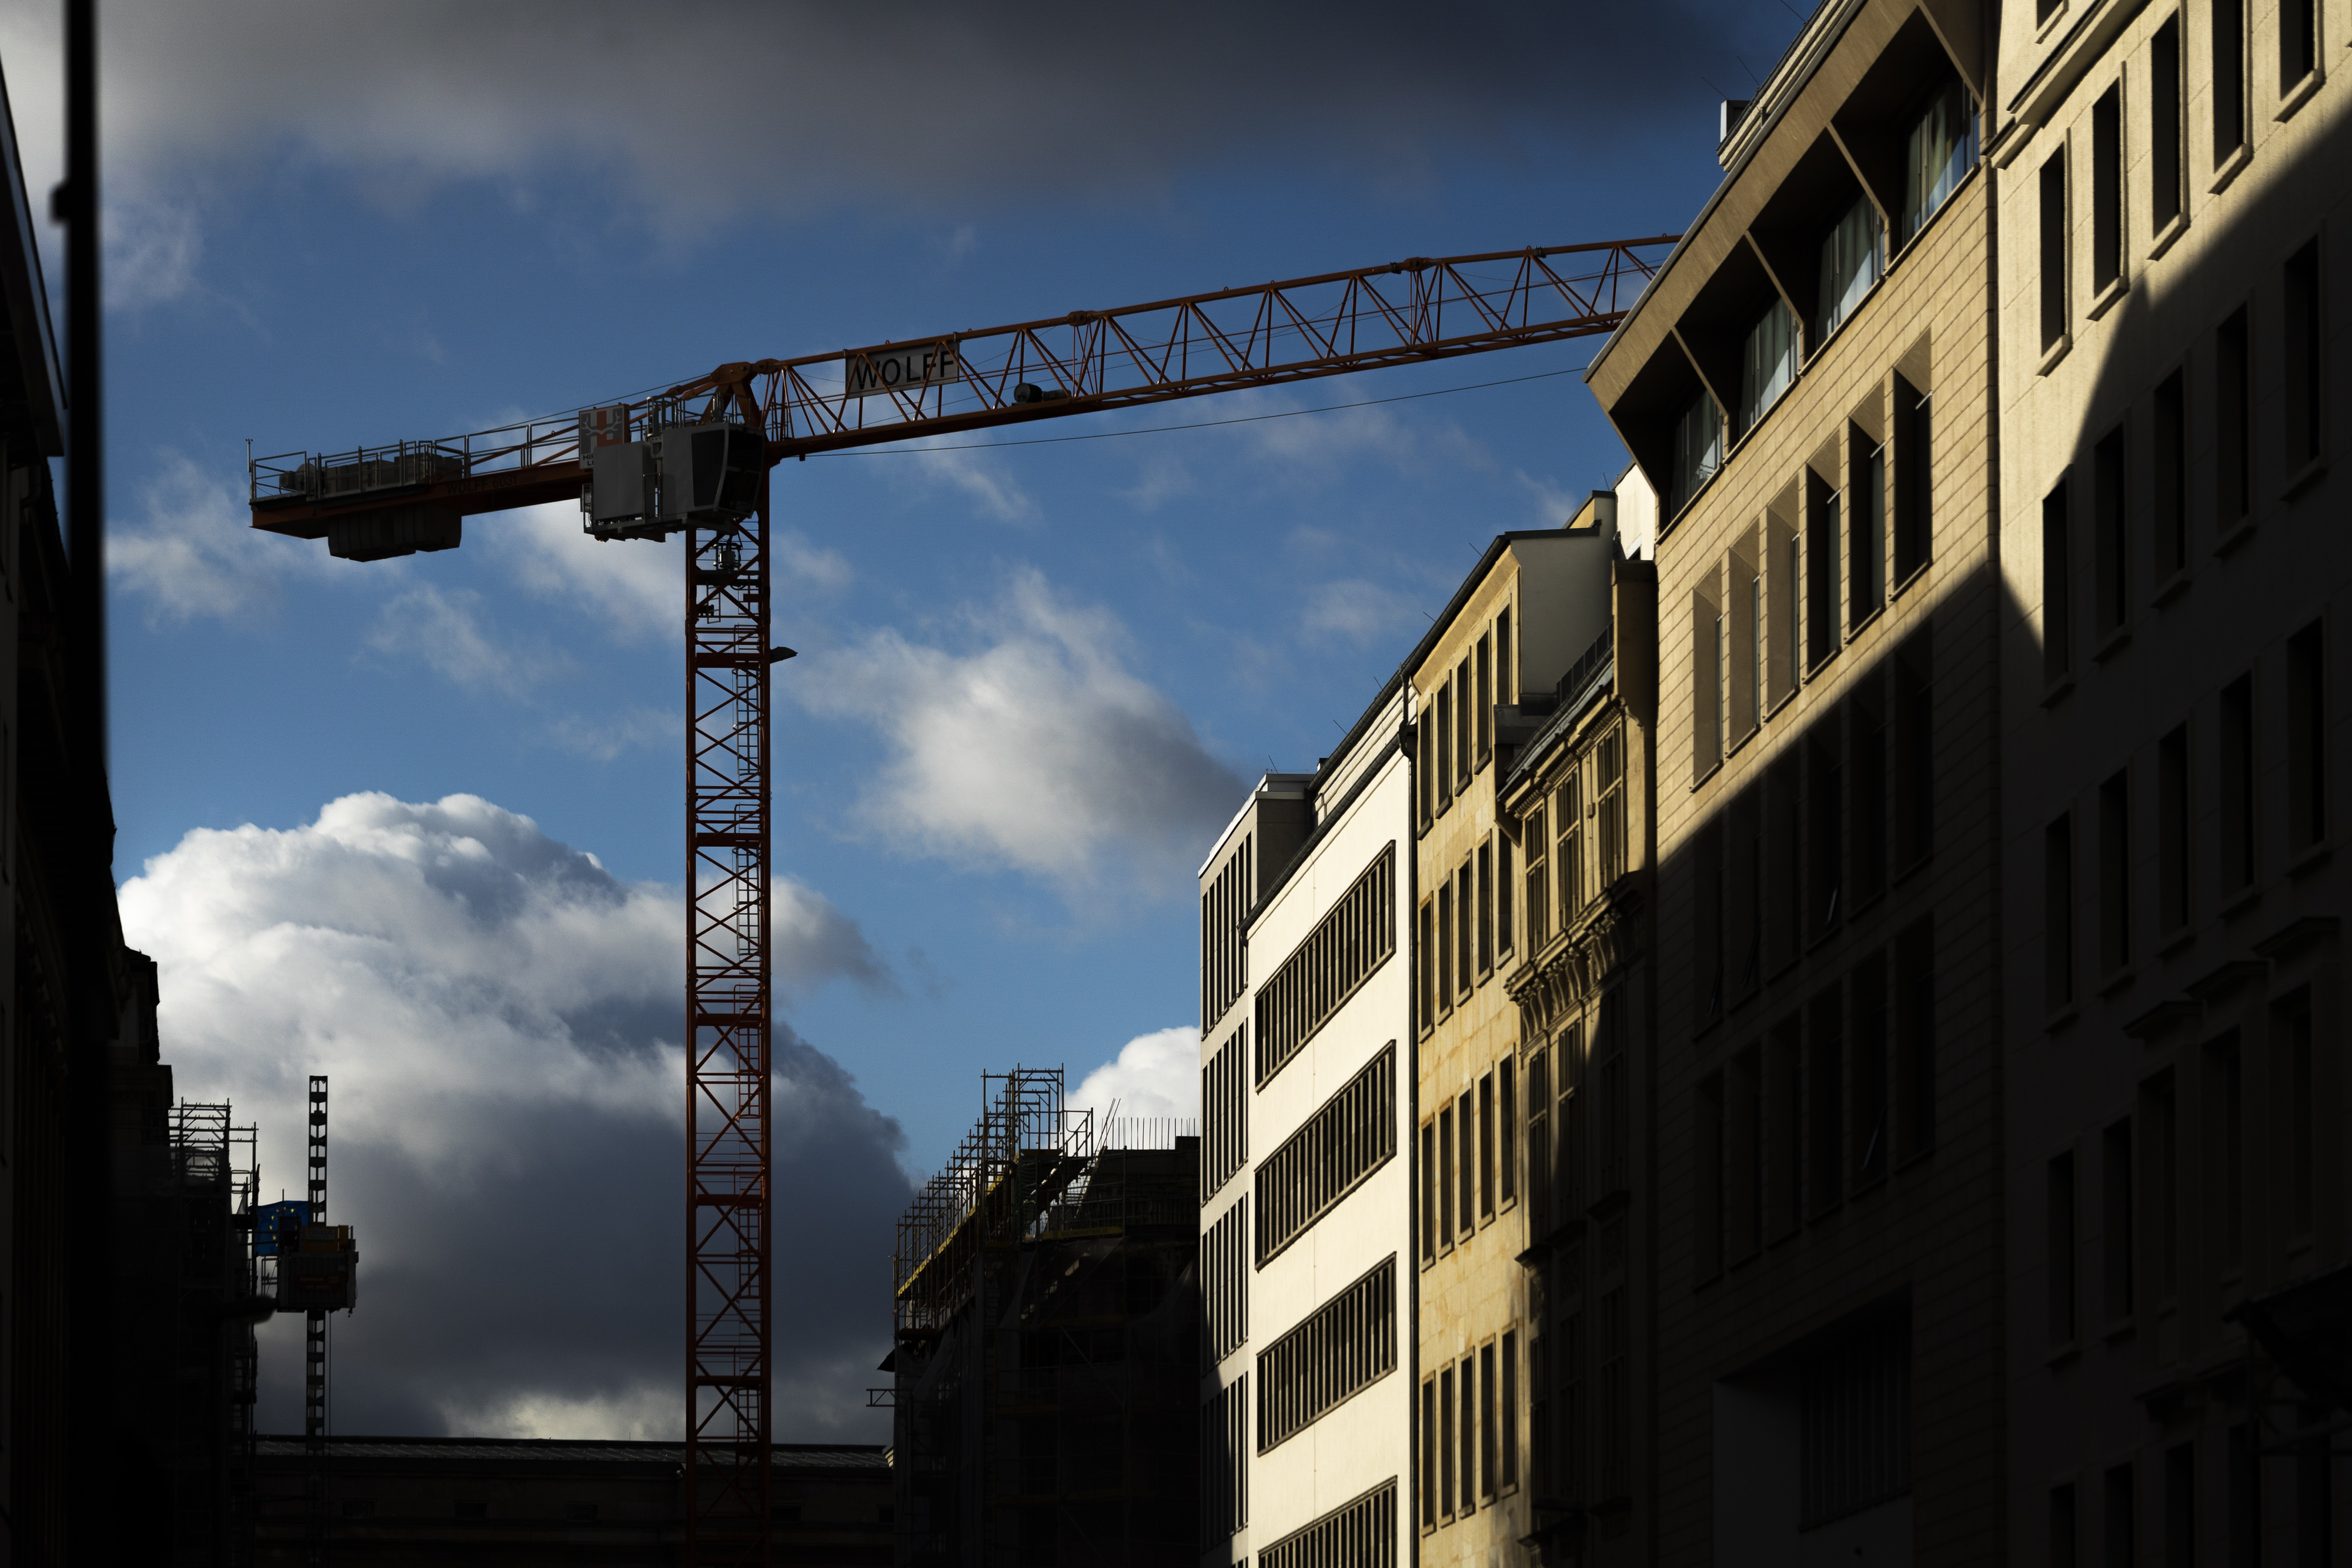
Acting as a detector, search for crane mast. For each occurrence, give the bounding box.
[246,233,1675,1567]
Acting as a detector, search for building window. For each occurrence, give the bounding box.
[1454,658,1473,794]
[1419,708,1436,832]
[1499,1058,1517,1206]
[1438,1104,1456,1252]
[1525,1049,1551,1236]
[1476,631,1494,766]
[1597,728,1626,889]
[2093,425,2127,638]
[1739,299,1798,437]
[1418,899,1435,1036]
[2142,1068,2178,1299]
[2040,149,2069,352]
[2277,989,2316,1237]
[1727,1044,1763,1261]
[1670,389,1723,516]
[2229,1423,2261,1565]
[1202,1025,1248,1202]
[1422,1379,1439,1529]
[1900,78,1977,245]
[1695,582,1724,778]
[1805,716,1843,938]
[2044,477,2073,682]
[1851,431,1885,628]
[1524,800,1549,950]
[2217,306,2250,530]
[1202,1376,1248,1545]
[2210,1030,2246,1268]
[1893,917,1935,1161]
[1894,378,1932,583]
[2153,369,2187,581]
[1201,835,1251,1028]
[2284,239,2323,475]
[1800,1312,1912,1526]
[1479,1072,1496,1220]
[1437,678,1455,813]
[2281,0,2318,92]
[2164,1443,2195,1568]
[1479,1342,1498,1500]
[1851,951,1888,1188]
[1438,881,1456,1018]
[1256,845,1396,1084]
[2104,1464,2137,1568]
[1255,1255,1397,1452]
[1806,469,1839,670]
[2046,812,2076,1011]
[2288,621,2327,850]
[1852,681,1887,907]
[2099,769,2132,975]
[1262,1480,1397,1568]
[1458,1353,1478,1514]
[1501,1330,1520,1489]
[1729,785,1763,997]
[1476,840,1494,977]
[1770,510,1801,700]
[1205,1198,1250,1360]
[1497,828,1514,959]
[2152,18,2183,232]
[1420,1120,1438,1265]
[2053,1483,2080,1568]
[2049,1149,2077,1346]
[1805,987,1843,1218]
[1560,768,1585,918]
[2214,0,2247,163]
[1892,632,1934,869]
[2103,1118,2134,1326]
[1457,1088,1476,1237]
[1455,862,1474,999]
[1498,606,1514,703]
[1814,197,1883,347]
[2219,673,2255,892]
[1695,817,1726,1024]
[1766,1017,1803,1239]
[2092,83,2124,293]
[1256,1045,1398,1265]
[1732,537,1763,739]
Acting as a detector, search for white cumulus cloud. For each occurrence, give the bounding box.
[791,569,1244,892]
[108,452,336,623]
[118,791,905,1437]
[1069,1026,1200,1146]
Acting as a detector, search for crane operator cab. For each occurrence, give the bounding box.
[579,407,763,540]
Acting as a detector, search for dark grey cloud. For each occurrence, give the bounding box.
[118,791,910,1439]
[5,1,1792,228]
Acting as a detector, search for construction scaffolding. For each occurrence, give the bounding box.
[890,1068,1200,1568]
[165,1099,268,1566]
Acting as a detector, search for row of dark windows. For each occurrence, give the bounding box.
[1200,1024,1247,1203]
[1202,1196,1247,1363]
[1418,831,1513,1035]
[1693,631,1933,1027]
[1531,1213,1632,1509]
[2048,1420,2329,1568]
[1418,1054,1517,1265]
[1200,1375,1247,1549]
[1258,1478,1396,1568]
[2044,626,2326,1011]
[1256,1043,1396,1268]
[1419,609,1514,831]
[1693,376,1933,785]
[2045,986,2319,1356]
[1418,1330,1520,1531]
[1201,834,1251,1031]
[1692,921,1937,1281]
[2044,239,2327,699]
[1256,1254,1397,1454]
[1255,844,1395,1086]
[2040,4,2321,356]
[1524,1001,1631,1242]
[1523,721,1628,951]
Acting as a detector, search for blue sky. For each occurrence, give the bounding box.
[6,0,1798,1437]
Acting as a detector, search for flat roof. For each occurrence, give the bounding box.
[255,1436,888,1470]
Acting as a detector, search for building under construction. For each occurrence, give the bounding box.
[889,1068,1198,1568]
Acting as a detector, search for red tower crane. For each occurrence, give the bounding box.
[246,235,1674,1565]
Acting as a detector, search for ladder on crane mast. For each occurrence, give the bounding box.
[245,234,1676,1566]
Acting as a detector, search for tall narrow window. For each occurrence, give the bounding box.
[2094,426,2127,636]
[2164,1444,2196,1568]
[1893,918,1936,1161]
[1458,1089,1476,1238]
[1852,953,1888,1188]
[1501,1331,1519,1488]
[1695,818,1725,1024]
[1439,1365,1456,1515]
[2209,1031,2244,1268]
[1456,864,1474,999]
[1740,300,1798,437]
[1479,1342,1498,1500]
[2143,1069,2178,1299]
[1806,716,1844,936]
[2103,1119,2134,1323]
[1806,986,1844,1217]
[2213,0,2246,165]
[1437,883,1455,1015]
[1771,514,1800,702]
[2044,479,2073,682]
[2284,239,2323,476]
[2049,1149,2077,1346]
[1559,772,1585,918]
[2152,18,2183,232]
[2053,1483,2080,1568]
[2219,674,2255,892]
[1477,841,1495,977]
[2092,84,2123,293]
[1419,713,1436,833]
[1497,830,1514,958]
[1893,633,1934,868]
[1479,1073,1496,1219]
[1901,78,1978,245]
[1438,1104,1455,1249]
[2277,991,2316,1238]
[2158,723,2190,933]
[1851,432,1885,627]
[1499,1059,1517,1206]
[1895,379,1932,582]
[1458,1356,1478,1514]
[1671,389,1723,516]
[1807,470,1839,669]
[2217,306,2250,531]
[1420,1121,1437,1263]
[1497,607,1513,703]
[1695,584,1723,778]
[2047,812,2076,1011]
[2288,621,2327,851]
[2040,150,2070,352]
[1852,681,1887,905]
[1455,660,1473,792]
[2230,1423,2261,1567]
[1814,197,1883,345]
[2099,769,2132,974]
[2153,370,2187,581]
[1766,1018,1803,1239]
[1421,1378,1438,1528]
[2281,0,2317,91]
[1524,801,1549,951]
[1476,633,1494,766]
[2104,1463,2137,1568]
[1436,679,1454,813]
[1696,1072,1726,1281]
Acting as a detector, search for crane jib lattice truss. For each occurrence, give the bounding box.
[243,232,1676,1568]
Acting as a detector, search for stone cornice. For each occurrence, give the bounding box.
[1506,883,1646,1041]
